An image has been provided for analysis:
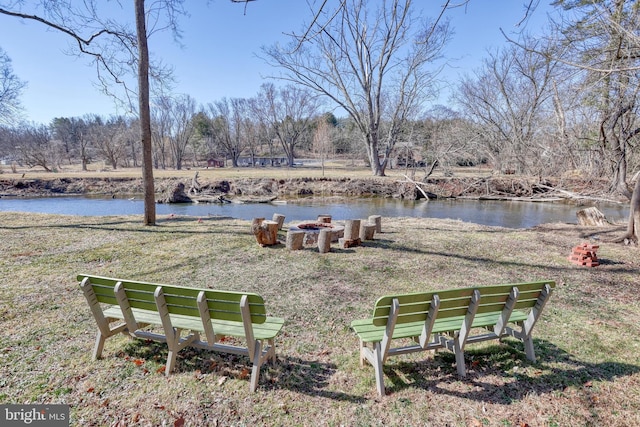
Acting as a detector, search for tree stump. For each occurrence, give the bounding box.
[359,223,376,240]
[286,229,305,250]
[318,229,332,253]
[369,215,382,233]
[251,218,279,246]
[576,207,610,227]
[272,213,286,230]
[340,219,362,248]
[317,215,332,224]
[344,219,361,240]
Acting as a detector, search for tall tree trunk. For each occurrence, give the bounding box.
[366,140,385,176]
[619,176,640,245]
[611,147,630,196]
[135,0,156,226]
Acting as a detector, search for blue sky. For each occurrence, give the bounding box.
[0,1,555,125]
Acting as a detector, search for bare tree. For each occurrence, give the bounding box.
[87,116,128,169]
[262,0,451,176]
[551,1,640,196]
[242,111,267,167]
[415,106,476,180]
[134,0,156,224]
[248,97,278,165]
[153,94,196,170]
[455,38,558,175]
[122,117,141,168]
[252,83,320,167]
[14,123,57,171]
[0,48,26,126]
[0,125,12,162]
[151,97,172,170]
[51,116,90,168]
[312,114,334,176]
[207,98,251,167]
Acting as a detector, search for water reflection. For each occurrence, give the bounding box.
[0,196,628,229]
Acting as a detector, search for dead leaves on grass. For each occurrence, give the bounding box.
[119,350,251,383]
[109,411,186,427]
[467,416,532,427]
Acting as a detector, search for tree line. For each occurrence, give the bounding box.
[0,83,347,172]
[0,86,471,175]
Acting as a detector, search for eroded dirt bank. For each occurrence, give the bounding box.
[0,175,620,202]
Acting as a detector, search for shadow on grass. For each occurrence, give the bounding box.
[118,333,640,404]
[119,339,366,402]
[0,215,250,235]
[367,234,640,276]
[115,336,638,402]
[382,338,640,401]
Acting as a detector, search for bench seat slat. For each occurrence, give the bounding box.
[352,310,531,343]
[104,306,284,340]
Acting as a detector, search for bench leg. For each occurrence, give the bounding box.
[163,332,199,376]
[250,340,263,392]
[165,350,177,375]
[359,340,366,367]
[523,336,536,362]
[454,339,466,377]
[373,342,385,396]
[267,339,277,364]
[92,323,127,360]
[93,330,107,360]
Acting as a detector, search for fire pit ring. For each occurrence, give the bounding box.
[288,221,345,245]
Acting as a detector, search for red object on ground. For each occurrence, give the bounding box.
[568,242,600,267]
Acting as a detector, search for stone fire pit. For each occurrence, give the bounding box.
[288,221,345,245]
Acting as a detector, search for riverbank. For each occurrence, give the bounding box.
[0,171,624,204]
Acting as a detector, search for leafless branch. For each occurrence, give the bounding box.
[516,0,538,27]
[0,7,113,46]
[287,0,346,54]
[230,0,257,15]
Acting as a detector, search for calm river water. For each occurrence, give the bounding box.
[0,196,629,229]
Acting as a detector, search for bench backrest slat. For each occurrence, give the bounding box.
[91,283,119,305]
[372,292,436,326]
[201,290,267,324]
[78,274,267,324]
[121,285,158,311]
[159,287,202,317]
[370,281,555,327]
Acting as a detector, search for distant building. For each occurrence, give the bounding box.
[237,157,288,167]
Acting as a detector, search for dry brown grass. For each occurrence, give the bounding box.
[1,211,639,426]
[0,161,494,181]
[0,162,372,180]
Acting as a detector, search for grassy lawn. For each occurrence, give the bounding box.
[1,210,639,426]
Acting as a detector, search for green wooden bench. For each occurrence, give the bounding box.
[79,274,285,392]
[350,280,555,396]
